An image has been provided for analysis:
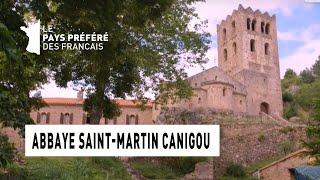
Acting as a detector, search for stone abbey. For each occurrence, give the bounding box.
[168,5,283,117]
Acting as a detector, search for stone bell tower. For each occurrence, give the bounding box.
[217,4,283,117]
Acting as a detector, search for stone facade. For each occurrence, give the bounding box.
[168,5,283,117]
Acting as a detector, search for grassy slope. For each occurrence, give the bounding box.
[1,157,131,180]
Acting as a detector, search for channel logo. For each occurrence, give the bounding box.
[20,20,41,55]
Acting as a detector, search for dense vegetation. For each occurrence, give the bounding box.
[1,157,131,179]
[281,55,320,165]
[282,56,320,121]
[131,157,207,179]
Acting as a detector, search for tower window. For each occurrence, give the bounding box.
[232,21,236,29]
[223,88,226,96]
[265,23,270,34]
[251,19,256,31]
[233,42,237,54]
[223,49,228,61]
[265,43,269,55]
[198,97,201,103]
[247,18,251,30]
[250,39,255,52]
[261,22,265,33]
[223,28,227,41]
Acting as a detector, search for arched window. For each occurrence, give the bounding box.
[261,22,265,33]
[64,113,70,124]
[232,21,236,29]
[251,19,256,31]
[223,88,226,96]
[250,39,255,52]
[130,115,136,124]
[232,42,237,54]
[223,49,228,61]
[40,112,47,124]
[265,23,270,34]
[247,18,251,30]
[223,28,226,41]
[240,100,242,105]
[215,76,218,80]
[264,43,269,55]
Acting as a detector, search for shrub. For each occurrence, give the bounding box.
[257,134,265,142]
[178,157,207,174]
[284,103,298,119]
[0,134,15,169]
[279,141,294,154]
[224,163,246,178]
[280,126,295,134]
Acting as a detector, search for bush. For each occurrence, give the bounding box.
[279,141,294,154]
[284,103,298,119]
[178,157,207,174]
[224,163,246,178]
[0,134,15,169]
[257,134,265,142]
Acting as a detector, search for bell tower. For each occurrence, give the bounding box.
[217,4,283,117]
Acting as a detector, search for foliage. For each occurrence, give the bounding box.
[304,99,320,165]
[30,0,211,123]
[281,58,320,120]
[133,161,180,179]
[284,102,298,119]
[132,157,207,179]
[279,140,294,154]
[178,157,207,174]
[284,69,297,79]
[224,163,246,178]
[300,68,315,84]
[257,134,265,142]
[312,56,320,76]
[282,91,294,103]
[1,157,131,179]
[0,134,15,169]
[0,1,47,133]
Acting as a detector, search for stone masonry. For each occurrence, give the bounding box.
[168,5,283,117]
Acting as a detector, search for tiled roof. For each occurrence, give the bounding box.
[43,98,153,107]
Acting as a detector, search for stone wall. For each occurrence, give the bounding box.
[157,108,306,179]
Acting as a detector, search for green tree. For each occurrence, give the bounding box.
[0,0,47,168]
[312,56,320,76]
[284,69,297,79]
[31,0,210,124]
[304,98,320,164]
[282,69,300,90]
[300,68,315,84]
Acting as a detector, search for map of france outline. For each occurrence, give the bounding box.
[20,20,40,55]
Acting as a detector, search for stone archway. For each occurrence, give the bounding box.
[260,102,269,114]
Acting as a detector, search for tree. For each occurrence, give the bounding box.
[0,0,47,132]
[300,68,315,84]
[0,0,47,168]
[284,69,297,79]
[304,98,320,165]
[312,56,320,76]
[31,0,211,124]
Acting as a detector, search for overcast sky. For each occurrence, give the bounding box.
[38,0,320,98]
